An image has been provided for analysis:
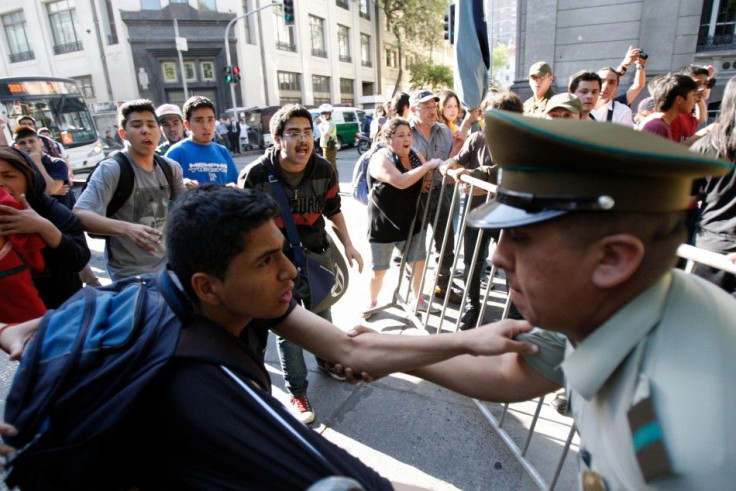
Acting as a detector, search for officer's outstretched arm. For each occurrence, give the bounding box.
[407,351,561,403]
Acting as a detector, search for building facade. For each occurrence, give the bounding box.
[0,0,451,137]
[507,0,736,112]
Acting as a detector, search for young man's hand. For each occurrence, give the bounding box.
[124,222,163,254]
[0,422,18,469]
[343,245,364,273]
[0,317,41,361]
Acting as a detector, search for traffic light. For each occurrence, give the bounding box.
[443,4,456,45]
[283,0,295,26]
[224,65,233,84]
[232,65,241,84]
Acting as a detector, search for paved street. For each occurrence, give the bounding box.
[0,145,579,490]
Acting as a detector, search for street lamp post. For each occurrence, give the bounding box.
[224,2,282,111]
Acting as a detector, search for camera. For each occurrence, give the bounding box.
[639,51,649,60]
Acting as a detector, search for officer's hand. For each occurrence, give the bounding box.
[183,178,199,189]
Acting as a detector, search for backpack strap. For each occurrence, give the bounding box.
[105,152,135,218]
[267,172,307,270]
[152,154,178,202]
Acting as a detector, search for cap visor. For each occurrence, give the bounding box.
[467,201,568,229]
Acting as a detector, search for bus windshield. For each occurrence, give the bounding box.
[0,78,99,148]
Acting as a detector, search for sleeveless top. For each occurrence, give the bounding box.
[368,148,424,243]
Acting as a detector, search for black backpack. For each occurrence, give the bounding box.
[82,152,176,238]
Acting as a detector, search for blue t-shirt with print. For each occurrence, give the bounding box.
[165,139,239,185]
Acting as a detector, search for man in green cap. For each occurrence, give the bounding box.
[544,93,582,120]
[523,61,555,117]
[347,111,736,488]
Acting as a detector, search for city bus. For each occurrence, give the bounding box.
[0,76,104,178]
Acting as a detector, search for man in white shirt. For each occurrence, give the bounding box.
[590,67,634,127]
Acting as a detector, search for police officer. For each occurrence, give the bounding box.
[403,111,736,489]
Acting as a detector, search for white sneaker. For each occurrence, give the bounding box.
[416,298,440,314]
[289,395,315,424]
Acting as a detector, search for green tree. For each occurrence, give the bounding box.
[491,43,509,89]
[377,0,448,96]
[409,60,454,91]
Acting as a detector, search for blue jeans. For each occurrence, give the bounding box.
[277,308,332,397]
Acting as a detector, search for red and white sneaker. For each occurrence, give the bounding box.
[289,395,315,424]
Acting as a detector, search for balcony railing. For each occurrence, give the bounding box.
[339,54,352,63]
[53,41,83,55]
[277,41,297,52]
[336,0,349,9]
[361,59,372,67]
[9,50,34,63]
[107,32,119,45]
[312,48,327,58]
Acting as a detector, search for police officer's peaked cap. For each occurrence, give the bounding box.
[468,110,735,229]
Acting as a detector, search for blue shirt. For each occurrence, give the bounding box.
[165,139,239,185]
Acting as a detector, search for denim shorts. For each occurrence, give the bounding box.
[370,229,427,271]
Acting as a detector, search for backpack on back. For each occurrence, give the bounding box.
[82,152,176,239]
[351,145,382,205]
[3,272,183,489]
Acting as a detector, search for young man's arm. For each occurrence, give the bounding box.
[73,209,162,254]
[325,211,363,272]
[270,305,539,380]
[73,161,162,253]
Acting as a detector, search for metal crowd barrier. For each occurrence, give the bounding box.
[367,171,736,489]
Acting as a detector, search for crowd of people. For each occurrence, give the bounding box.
[1,44,735,487]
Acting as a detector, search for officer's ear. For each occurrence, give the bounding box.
[190,272,223,306]
[590,233,644,289]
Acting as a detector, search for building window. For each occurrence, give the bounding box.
[279,96,302,105]
[104,0,118,45]
[72,75,94,98]
[47,0,83,55]
[274,10,296,51]
[359,0,370,20]
[278,71,301,91]
[2,11,34,63]
[336,0,349,10]
[201,61,215,81]
[241,0,255,44]
[198,0,216,10]
[310,15,327,58]
[162,61,178,83]
[338,25,351,63]
[313,75,331,93]
[360,33,372,67]
[698,0,736,50]
[184,61,197,82]
[385,47,398,68]
[340,78,355,106]
[340,78,354,95]
[140,0,161,9]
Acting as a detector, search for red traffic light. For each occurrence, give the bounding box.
[232,66,240,76]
